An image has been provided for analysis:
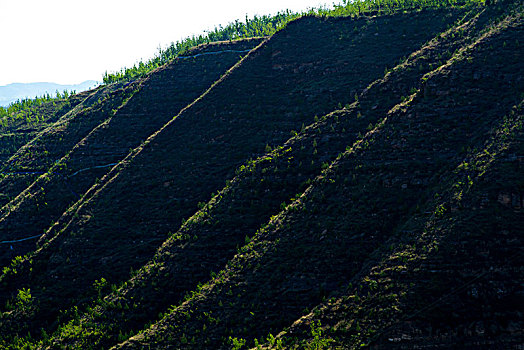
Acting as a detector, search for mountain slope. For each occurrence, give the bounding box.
[109,6,522,349]
[0,38,262,266]
[0,1,521,349]
[0,8,467,343]
[0,91,90,166]
[0,82,134,209]
[37,5,503,349]
[279,101,523,349]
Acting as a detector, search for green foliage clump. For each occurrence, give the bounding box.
[102,0,485,85]
[16,288,33,309]
[102,11,301,84]
[308,321,334,349]
[228,336,247,350]
[326,0,482,17]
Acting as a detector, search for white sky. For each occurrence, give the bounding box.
[0,0,330,86]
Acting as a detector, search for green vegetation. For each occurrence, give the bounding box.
[102,11,300,83]
[328,0,483,16]
[0,91,72,127]
[102,0,486,84]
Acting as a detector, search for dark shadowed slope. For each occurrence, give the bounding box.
[0,38,263,267]
[0,9,465,342]
[38,5,504,349]
[110,7,522,349]
[280,100,523,350]
[0,82,135,209]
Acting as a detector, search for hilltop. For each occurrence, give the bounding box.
[0,0,522,349]
[0,81,98,107]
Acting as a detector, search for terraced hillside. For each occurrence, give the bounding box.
[0,82,133,208]
[30,5,511,349]
[0,38,262,266]
[0,1,522,349]
[0,93,84,157]
[0,8,464,338]
[282,103,523,349]
[0,90,92,187]
[111,6,523,348]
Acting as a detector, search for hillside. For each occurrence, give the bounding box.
[0,38,263,266]
[112,5,523,349]
[0,91,89,165]
[0,8,466,338]
[0,82,133,208]
[0,1,522,349]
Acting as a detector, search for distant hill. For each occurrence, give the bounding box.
[0,80,98,106]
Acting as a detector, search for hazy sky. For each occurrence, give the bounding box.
[0,0,329,86]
